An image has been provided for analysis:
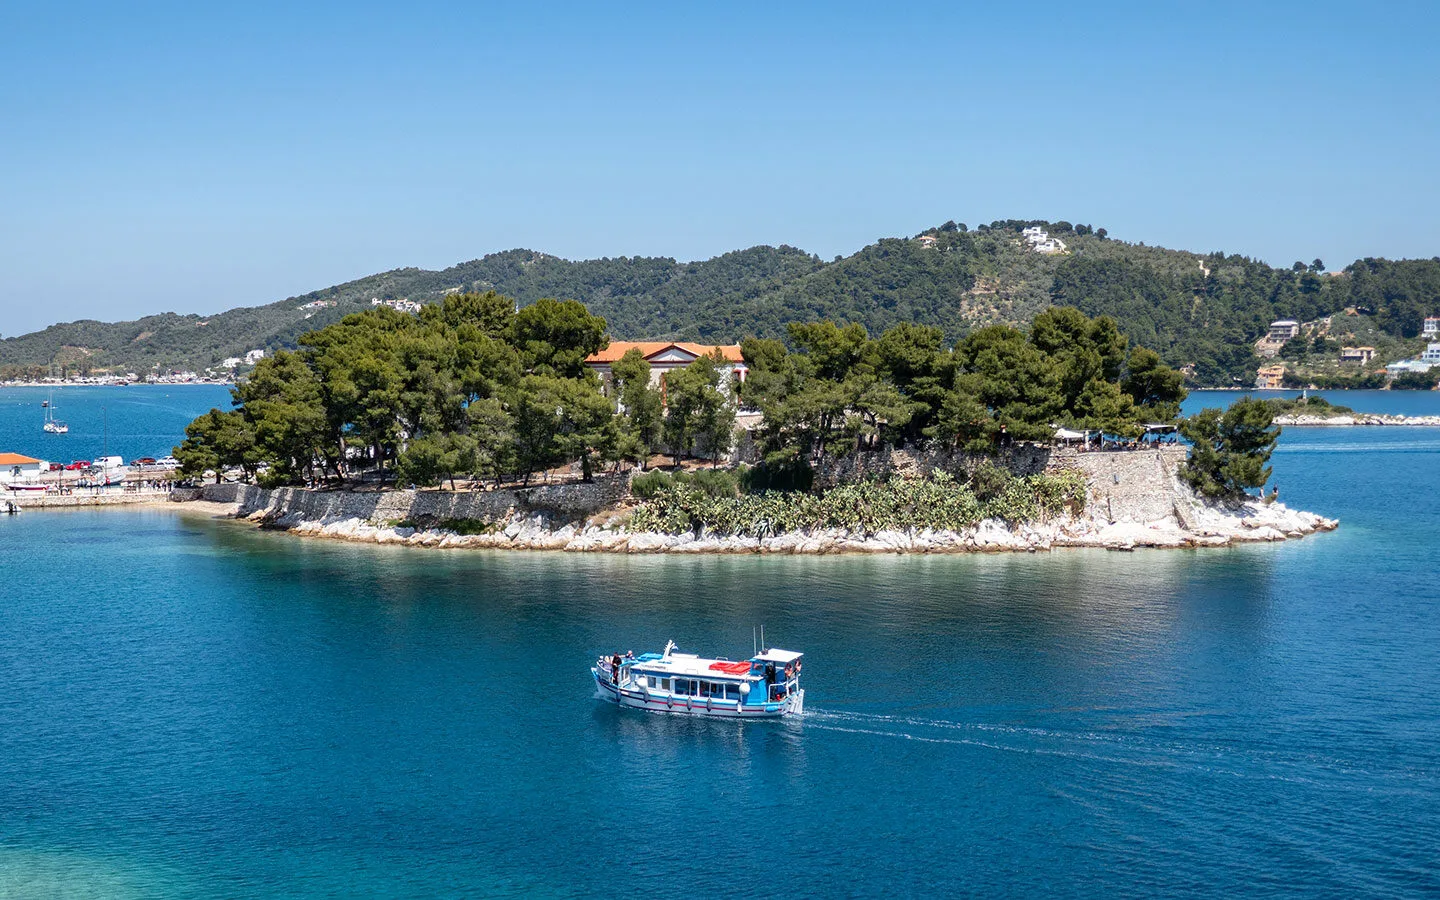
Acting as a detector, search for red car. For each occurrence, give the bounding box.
[48,462,64,471]
[65,460,91,471]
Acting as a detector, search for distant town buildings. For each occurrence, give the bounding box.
[916,235,937,249]
[1339,346,1376,365]
[1424,316,1440,337]
[1255,364,1287,390]
[371,297,423,314]
[1386,343,1440,375]
[298,299,337,311]
[244,349,266,365]
[1021,226,1067,254]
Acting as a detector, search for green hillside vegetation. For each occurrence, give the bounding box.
[5,221,1438,386]
[0,246,821,380]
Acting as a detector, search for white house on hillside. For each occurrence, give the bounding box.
[1387,343,1440,375]
[1021,226,1066,254]
[1267,320,1301,342]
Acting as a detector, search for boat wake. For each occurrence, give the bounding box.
[801,709,1439,791]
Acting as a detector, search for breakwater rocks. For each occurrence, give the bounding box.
[1274,413,1440,426]
[188,456,1337,554]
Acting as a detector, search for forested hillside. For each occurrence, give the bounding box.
[3,220,1437,385]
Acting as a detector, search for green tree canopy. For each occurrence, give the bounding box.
[1178,397,1280,499]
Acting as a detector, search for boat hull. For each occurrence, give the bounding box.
[592,668,803,719]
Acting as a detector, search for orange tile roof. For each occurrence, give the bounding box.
[0,453,42,465]
[585,341,745,364]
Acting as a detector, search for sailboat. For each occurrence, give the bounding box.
[43,392,69,434]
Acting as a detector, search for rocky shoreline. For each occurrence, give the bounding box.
[168,445,1338,555]
[1274,413,1440,426]
[208,495,1336,555]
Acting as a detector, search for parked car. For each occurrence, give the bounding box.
[133,457,158,466]
[48,462,64,471]
[66,460,91,471]
[156,456,180,468]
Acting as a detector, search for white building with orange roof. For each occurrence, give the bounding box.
[584,342,748,393]
[1,452,51,485]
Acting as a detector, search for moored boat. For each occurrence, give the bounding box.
[1,482,51,493]
[43,392,68,434]
[593,640,805,718]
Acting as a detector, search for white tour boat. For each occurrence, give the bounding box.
[593,640,805,718]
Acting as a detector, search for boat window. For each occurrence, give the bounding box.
[647,676,656,688]
[661,678,671,691]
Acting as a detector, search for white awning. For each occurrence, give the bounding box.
[1054,428,1086,440]
[754,649,803,663]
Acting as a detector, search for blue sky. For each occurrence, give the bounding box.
[2,1,1437,337]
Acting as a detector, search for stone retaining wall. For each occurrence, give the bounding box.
[200,472,634,525]
[1064,446,1189,523]
[813,442,1059,486]
[814,442,1189,524]
[3,489,173,509]
[194,446,1191,529]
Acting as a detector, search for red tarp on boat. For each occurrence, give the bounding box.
[708,661,751,675]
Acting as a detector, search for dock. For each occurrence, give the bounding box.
[1,487,177,509]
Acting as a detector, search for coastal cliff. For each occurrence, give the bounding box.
[181,446,1337,554]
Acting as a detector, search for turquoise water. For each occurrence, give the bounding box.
[1185,389,1440,417]
[0,384,234,464]
[1,389,1439,896]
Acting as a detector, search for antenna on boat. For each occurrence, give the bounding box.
[753,626,757,657]
[760,624,765,653]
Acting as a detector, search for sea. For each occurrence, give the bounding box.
[1,385,1437,898]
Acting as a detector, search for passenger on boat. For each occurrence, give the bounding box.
[610,653,621,685]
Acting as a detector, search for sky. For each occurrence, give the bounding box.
[2,1,1438,337]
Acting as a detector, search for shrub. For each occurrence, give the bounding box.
[739,461,814,493]
[631,468,740,501]
[968,460,1012,501]
[628,471,1087,537]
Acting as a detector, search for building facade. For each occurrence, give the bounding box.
[1255,364,1287,390]
[0,452,50,483]
[1267,320,1301,342]
[584,342,748,395]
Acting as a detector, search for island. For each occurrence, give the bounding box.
[1264,396,1440,426]
[162,293,1337,553]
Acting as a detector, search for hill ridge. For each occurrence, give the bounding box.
[3,221,1437,386]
